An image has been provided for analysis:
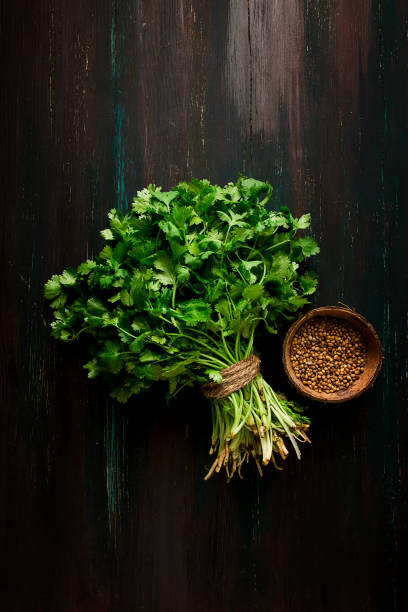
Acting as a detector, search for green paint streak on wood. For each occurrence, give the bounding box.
[105,1,128,546]
[111,0,127,212]
[113,103,127,212]
[104,404,124,548]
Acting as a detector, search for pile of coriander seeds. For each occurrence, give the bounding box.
[289,316,367,393]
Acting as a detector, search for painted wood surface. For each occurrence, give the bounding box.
[1,1,407,610]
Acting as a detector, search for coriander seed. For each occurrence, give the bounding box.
[289,316,367,394]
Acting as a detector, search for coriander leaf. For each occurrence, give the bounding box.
[99,274,114,289]
[175,265,190,284]
[44,275,61,300]
[50,293,67,308]
[239,177,272,204]
[242,284,264,300]
[139,349,162,362]
[112,242,127,262]
[77,260,97,275]
[287,295,309,310]
[59,269,77,287]
[266,254,291,281]
[83,358,99,379]
[151,333,166,345]
[153,251,176,285]
[294,213,311,229]
[99,245,113,260]
[108,292,121,303]
[129,332,150,352]
[298,270,318,295]
[158,219,182,240]
[206,369,223,383]
[171,204,194,227]
[131,318,150,332]
[99,340,123,374]
[120,289,133,306]
[151,189,178,206]
[215,300,231,320]
[176,299,211,326]
[87,297,108,315]
[101,228,114,241]
[217,210,248,228]
[291,237,320,259]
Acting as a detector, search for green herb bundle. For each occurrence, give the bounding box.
[44,177,319,480]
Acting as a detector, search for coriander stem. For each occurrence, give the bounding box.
[73,325,93,339]
[167,333,231,363]
[264,239,290,253]
[244,324,257,358]
[197,356,227,369]
[218,314,235,362]
[234,333,241,361]
[171,284,177,309]
[186,328,222,348]
[115,325,138,340]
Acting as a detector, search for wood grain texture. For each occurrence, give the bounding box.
[1,1,407,610]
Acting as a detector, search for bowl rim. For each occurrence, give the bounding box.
[282,305,383,403]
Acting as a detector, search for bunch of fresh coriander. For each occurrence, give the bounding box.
[44,177,319,480]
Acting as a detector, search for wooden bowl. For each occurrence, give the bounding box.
[282,306,383,403]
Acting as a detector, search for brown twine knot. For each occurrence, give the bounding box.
[201,354,261,399]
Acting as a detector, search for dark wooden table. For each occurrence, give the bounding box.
[1,2,407,610]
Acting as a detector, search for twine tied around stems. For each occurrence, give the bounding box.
[201,354,261,399]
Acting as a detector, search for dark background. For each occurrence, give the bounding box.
[1,1,407,610]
